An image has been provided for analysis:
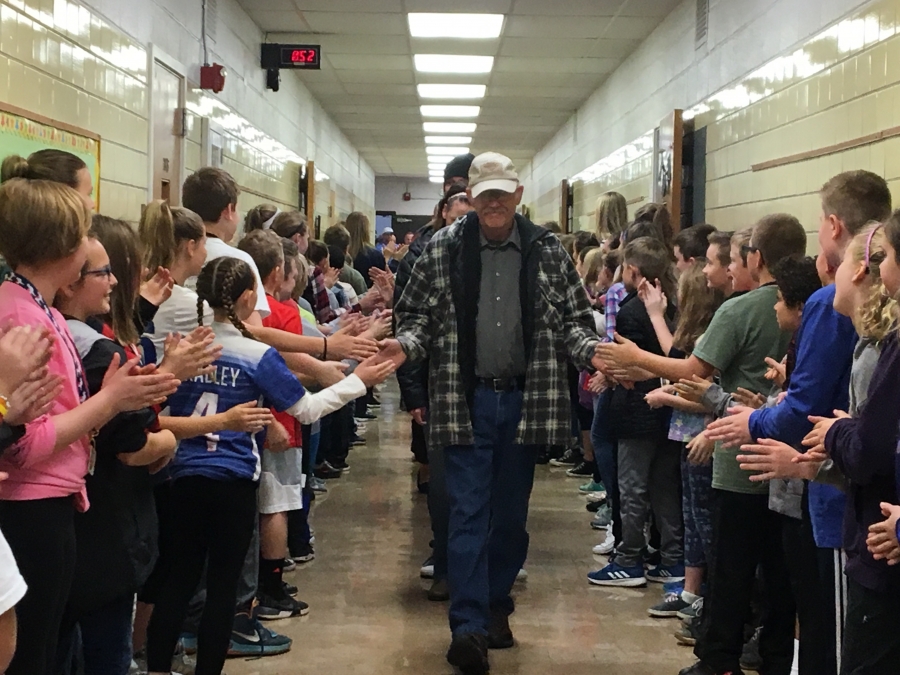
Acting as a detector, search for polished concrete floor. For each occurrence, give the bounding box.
[228,382,695,675]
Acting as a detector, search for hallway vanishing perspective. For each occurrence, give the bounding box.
[227,383,693,675]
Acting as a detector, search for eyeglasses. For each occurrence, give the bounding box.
[741,244,759,257]
[82,264,112,279]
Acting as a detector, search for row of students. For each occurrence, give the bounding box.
[0,150,397,675]
[587,171,900,675]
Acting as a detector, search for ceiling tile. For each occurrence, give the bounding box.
[494,56,618,74]
[247,10,309,31]
[298,12,407,36]
[504,15,613,39]
[404,0,513,12]
[510,0,623,15]
[237,0,677,176]
[326,54,411,71]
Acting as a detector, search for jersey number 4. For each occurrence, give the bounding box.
[192,392,220,452]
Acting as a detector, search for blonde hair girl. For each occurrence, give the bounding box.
[834,222,896,342]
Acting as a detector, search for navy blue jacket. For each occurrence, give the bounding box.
[827,332,900,592]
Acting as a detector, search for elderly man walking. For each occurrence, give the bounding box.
[379,152,602,674]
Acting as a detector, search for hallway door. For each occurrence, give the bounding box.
[151,61,184,204]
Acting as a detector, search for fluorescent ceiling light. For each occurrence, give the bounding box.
[424,122,477,133]
[427,146,470,155]
[421,105,480,118]
[429,176,444,183]
[427,155,456,163]
[417,84,486,99]
[414,54,494,74]
[424,135,471,145]
[429,170,444,177]
[428,162,447,170]
[408,13,504,39]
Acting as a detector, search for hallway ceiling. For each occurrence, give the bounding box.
[238,0,680,178]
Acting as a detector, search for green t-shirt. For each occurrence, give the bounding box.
[692,284,791,494]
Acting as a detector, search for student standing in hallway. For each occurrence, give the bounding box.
[380,152,603,675]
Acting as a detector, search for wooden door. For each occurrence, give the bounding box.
[151,62,184,204]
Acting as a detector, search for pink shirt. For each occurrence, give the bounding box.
[0,282,90,510]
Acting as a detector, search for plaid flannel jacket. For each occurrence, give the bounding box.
[395,212,599,449]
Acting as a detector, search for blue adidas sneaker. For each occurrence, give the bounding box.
[646,563,686,584]
[587,561,647,587]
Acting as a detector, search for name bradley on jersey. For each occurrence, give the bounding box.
[192,365,242,387]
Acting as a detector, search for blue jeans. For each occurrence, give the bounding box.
[591,390,619,541]
[57,593,134,675]
[444,384,538,636]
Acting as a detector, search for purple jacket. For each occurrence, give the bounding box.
[826,332,900,592]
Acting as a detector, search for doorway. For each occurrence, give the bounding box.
[151,60,184,204]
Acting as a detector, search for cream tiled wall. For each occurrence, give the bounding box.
[699,0,900,233]
[0,0,374,224]
[570,133,655,234]
[0,0,150,220]
[523,0,878,238]
[531,186,560,227]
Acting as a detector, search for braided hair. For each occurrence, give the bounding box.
[195,257,256,339]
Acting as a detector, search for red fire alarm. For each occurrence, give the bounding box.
[200,63,227,93]
[402,191,411,201]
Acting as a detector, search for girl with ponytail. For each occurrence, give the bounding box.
[145,256,396,675]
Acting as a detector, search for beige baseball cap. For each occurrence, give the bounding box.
[468,152,519,197]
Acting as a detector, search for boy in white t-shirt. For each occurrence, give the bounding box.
[180,168,378,366]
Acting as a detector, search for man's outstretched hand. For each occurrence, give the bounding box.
[370,339,407,368]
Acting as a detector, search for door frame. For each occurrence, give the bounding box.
[146,45,188,204]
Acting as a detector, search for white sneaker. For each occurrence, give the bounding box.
[585,491,608,503]
[592,529,615,556]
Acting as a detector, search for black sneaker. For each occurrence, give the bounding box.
[282,557,296,572]
[427,578,449,602]
[314,462,342,479]
[283,581,298,596]
[291,542,315,563]
[586,497,609,513]
[330,458,350,472]
[446,633,489,675]
[350,435,367,447]
[257,590,310,620]
[740,627,762,671]
[565,460,594,477]
[678,661,743,675]
[487,611,514,649]
[549,447,581,467]
[648,592,693,618]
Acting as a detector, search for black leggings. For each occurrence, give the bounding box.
[145,476,257,675]
[0,497,76,675]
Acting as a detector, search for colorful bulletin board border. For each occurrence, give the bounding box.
[0,102,101,208]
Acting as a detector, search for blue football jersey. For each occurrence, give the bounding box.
[165,322,306,481]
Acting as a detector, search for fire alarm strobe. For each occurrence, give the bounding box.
[200,64,227,94]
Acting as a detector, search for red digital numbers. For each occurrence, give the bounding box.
[291,49,316,63]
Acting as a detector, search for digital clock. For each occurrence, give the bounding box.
[281,46,320,68]
[261,43,322,70]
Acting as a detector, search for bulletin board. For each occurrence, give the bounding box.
[0,102,101,208]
